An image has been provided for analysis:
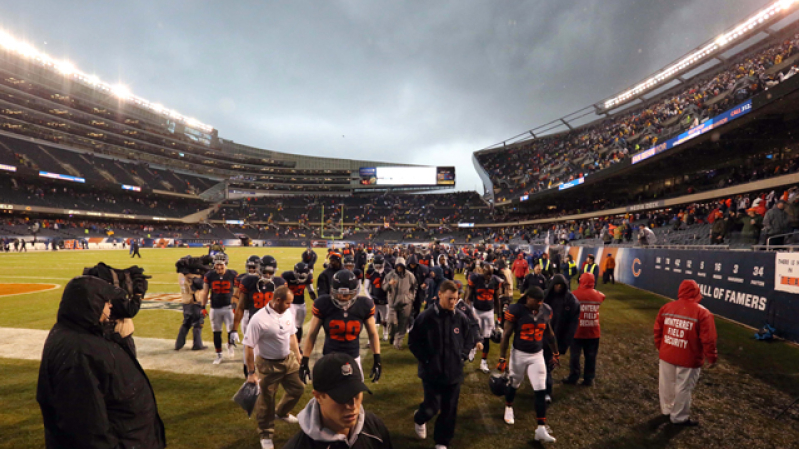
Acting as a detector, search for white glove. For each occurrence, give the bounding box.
[229,332,240,345]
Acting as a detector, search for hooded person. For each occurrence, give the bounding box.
[541,274,580,401]
[562,273,605,386]
[37,276,166,449]
[383,257,418,349]
[406,255,429,323]
[654,280,718,426]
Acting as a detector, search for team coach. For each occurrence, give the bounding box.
[409,280,476,449]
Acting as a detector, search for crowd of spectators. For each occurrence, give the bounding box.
[477,30,799,202]
[0,177,208,218]
[211,192,487,225]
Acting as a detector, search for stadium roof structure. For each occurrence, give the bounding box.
[475,0,799,154]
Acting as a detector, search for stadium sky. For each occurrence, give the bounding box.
[0,0,786,192]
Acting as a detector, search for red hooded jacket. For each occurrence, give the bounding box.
[511,256,529,278]
[572,273,605,339]
[654,280,718,368]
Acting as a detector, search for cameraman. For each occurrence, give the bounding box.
[82,263,150,357]
[37,275,165,449]
[175,255,212,350]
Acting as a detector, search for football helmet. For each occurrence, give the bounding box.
[261,255,278,275]
[331,269,359,310]
[372,254,385,272]
[212,253,229,266]
[294,262,310,283]
[343,255,355,271]
[491,327,504,344]
[246,255,261,273]
[489,373,510,397]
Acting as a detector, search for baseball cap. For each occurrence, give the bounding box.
[313,353,372,404]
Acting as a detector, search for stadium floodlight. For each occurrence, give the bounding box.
[56,61,76,76]
[603,0,799,110]
[0,27,215,133]
[111,84,132,100]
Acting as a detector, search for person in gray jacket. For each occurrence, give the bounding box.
[383,257,417,350]
[761,200,792,245]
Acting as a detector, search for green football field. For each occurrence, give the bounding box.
[1,247,798,449]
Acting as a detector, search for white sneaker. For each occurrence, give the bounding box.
[414,422,426,439]
[535,425,556,443]
[213,353,223,365]
[545,394,552,404]
[504,406,514,425]
[382,329,389,341]
[227,343,235,357]
[435,446,447,449]
[479,359,489,373]
[276,413,299,424]
[468,348,476,362]
[260,438,274,449]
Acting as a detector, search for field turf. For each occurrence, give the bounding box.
[0,247,798,449]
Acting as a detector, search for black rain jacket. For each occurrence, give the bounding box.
[37,276,165,449]
[543,274,581,354]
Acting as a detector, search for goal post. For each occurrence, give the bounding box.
[320,204,344,241]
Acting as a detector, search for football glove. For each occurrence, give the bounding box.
[229,332,240,345]
[370,354,382,383]
[496,357,508,372]
[201,308,208,317]
[549,353,560,370]
[299,356,312,384]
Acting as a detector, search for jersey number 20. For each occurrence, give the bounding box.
[330,320,361,341]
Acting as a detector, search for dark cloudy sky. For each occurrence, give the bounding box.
[0,0,778,191]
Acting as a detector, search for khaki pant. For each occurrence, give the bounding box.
[254,353,305,439]
[659,359,701,423]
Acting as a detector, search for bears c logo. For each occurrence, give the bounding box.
[632,258,642,278]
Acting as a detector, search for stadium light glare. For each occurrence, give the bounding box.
[603,0,799,109]
[56,61,76,76]
[0,27,214,133]
[111,84,132,99]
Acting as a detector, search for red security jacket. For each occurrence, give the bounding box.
[572,273,605,339]
[512,257,529,279]
[654,280,718,368]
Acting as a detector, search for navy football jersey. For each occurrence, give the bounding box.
[312,294,375,358]
[468,273,500,312]
[204,269,238,308]
[282,270,314,305]
[238,274,286,316]
[504,303,553,354]
[365,268,388,305]
[441,266,454,281]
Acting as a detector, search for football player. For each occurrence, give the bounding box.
[299,270,381,384]
[201,253,239,364]
[282,262,316,345]
[464,262,501,373]
[316,252,342,296]
[496,287,559,443]
[365,254,390,341]
[343,255,364,288]
[233,255,285,377]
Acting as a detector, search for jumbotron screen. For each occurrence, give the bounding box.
[359,166,455,186]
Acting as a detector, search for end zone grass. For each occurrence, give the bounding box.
[1,248,798,448]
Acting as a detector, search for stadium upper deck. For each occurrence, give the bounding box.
[474,0,799,204]
[0,32,429,196]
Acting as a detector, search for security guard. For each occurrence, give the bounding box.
[565,255,578,288]
[580,254,599,283]
[540,253,553,279]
